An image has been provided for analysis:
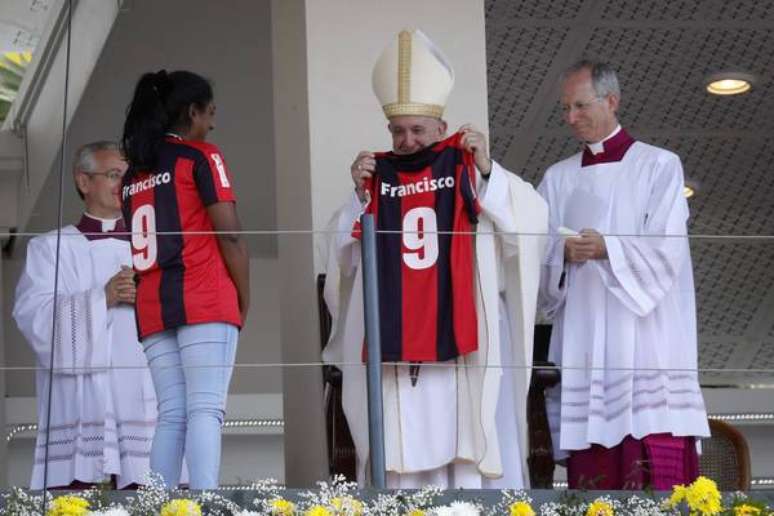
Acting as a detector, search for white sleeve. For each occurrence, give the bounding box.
[334,191,365,276]
[537,172,569,319]
[12,237,110,374]
[477,160,525,259]
[595,153,691,316]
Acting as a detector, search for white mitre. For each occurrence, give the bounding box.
[372,29,455,119]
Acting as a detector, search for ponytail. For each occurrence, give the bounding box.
[122,71,168,170]
[122,70,213,171]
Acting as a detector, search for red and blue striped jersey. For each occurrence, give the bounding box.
[121,137,241,339]
[355,132,480,362]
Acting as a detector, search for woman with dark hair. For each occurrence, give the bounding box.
[121,70,249,489]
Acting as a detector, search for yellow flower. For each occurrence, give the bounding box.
[586,499,614,516]
[160,499,202,516]
[330,496,364,515]
[686,477,722,515]
[305,505,333,516]
[271,498,296,515]
[509,501,536,516]
[47,495,90,516]
[667,485,688,508]
[734,504,762,516]
[405,510,426,516]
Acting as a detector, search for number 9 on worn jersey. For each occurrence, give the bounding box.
[131,204,158,272]
[353,132,480,362]
[122,137,242,339]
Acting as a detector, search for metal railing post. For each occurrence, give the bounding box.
[360,213,386,488]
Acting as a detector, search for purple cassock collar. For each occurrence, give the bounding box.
[581,128,636,167]
[76,213,128,241]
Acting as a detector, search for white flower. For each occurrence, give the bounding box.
[432,507,456,516]
[429,502,480,516]
[88,508,130,516]
[449,501,480,516]
[233,512,261,516]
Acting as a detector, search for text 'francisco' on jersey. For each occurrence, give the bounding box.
[121,136,241,339]
[354,132,481,362]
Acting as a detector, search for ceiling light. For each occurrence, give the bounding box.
[705,72,755,96]
[684,179,699,199]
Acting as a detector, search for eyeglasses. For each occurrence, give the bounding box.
[561,96,605,115]
[85,169,125,182]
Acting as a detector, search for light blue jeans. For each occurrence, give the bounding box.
[143,322,238,489]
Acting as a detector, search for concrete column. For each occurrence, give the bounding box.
[271,0,328,487]
[0,251,6,487]
[271,0,488,486]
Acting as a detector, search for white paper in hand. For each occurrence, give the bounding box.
[558,226,579,237]
[563,188,606,233]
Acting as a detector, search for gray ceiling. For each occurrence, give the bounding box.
[484,0,774,385]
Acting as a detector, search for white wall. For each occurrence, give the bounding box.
[305,0,489,254]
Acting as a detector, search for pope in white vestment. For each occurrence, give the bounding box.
[13,143,156,489]
[321,29,548,489]
[537,62,709,489]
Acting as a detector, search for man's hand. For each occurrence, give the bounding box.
[459,124,492,176]
[350,151,376,202]
[105,266,136,308]
[564,229,608,263]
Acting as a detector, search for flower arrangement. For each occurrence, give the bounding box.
[46,494,90,516]
[2,475,772,515]
[160,499,202,516]
[664,476,727,515]
[666,476,723,515]
[269,498,296,516]
[586,498,615,516]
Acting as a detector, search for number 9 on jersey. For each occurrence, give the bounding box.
[402,207,438,270]
[131,204,158,271]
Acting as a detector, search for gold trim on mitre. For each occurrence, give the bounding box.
[372,29,454,119]
[383,102,445,118]
[397,30,411,105]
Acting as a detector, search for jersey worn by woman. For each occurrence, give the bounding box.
[121,137,241,339]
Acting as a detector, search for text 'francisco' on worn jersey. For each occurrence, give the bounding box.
[121,137,241,339]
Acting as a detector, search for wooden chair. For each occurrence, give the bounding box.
[527,325,560,488]
[699,418,751,491]
[317,274,357,480]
